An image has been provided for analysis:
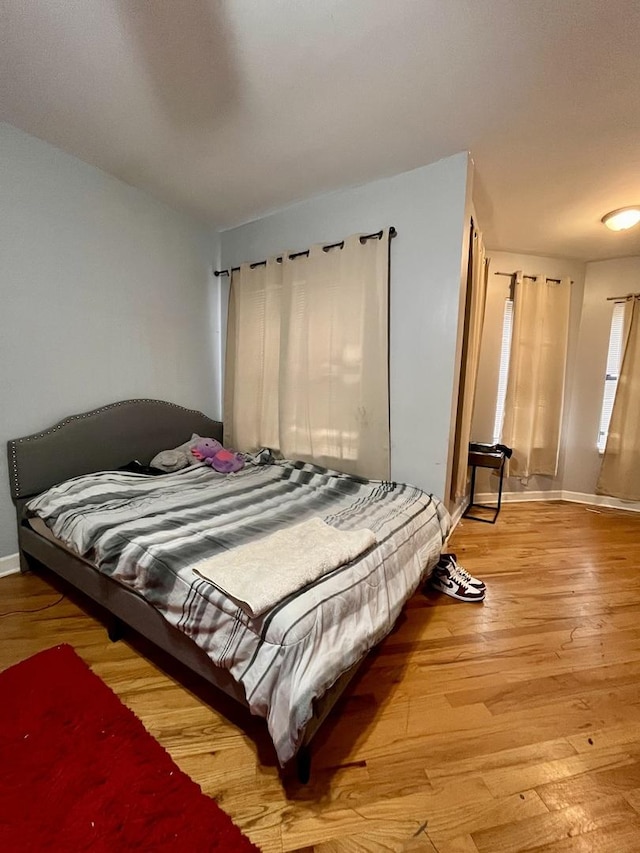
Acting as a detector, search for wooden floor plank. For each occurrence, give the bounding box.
[471,794,637,853]
[300,821,439,852]
[480,746,635,798]
[527,819,640,852]
[1,501,639,851]
[426,738,577,786]
[536,759,640,810]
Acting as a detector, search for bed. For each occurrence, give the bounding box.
[8,399,451,781]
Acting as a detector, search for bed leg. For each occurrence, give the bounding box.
[107,616,126,643]
[296,746,312,784]
[19,551,33,574]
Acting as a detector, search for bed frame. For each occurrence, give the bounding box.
[7,398,363,782]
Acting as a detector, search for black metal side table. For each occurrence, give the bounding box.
[463,448,506,524]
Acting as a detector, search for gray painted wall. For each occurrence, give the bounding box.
[219,152,471,501]
[0,122,219,557]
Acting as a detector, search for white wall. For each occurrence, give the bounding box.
[564,256,640,496]
[0,122,219,557]
[473,251,586,495]
[219,153,471,502]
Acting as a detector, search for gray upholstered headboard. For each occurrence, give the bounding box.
[7,399,223,502]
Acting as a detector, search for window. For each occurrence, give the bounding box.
[492,298,514,444]
[597,301,626,453]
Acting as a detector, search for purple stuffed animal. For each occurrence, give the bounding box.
[191,438,244,473]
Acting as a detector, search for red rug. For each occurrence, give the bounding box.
[0,645,260,852]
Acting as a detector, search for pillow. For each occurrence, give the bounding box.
[150,434,202,472]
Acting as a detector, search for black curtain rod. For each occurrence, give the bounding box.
[607,292,640,302]
[214,227,397,277]
[494,270,573,285]
[495,271,537,281]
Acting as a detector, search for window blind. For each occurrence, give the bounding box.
[492,298,514,444]
[597,301,626,453]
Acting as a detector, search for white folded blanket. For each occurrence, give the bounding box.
[193,518,376,617]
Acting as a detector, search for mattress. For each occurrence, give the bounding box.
[27,459,451,764]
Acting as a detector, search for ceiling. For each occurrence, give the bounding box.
[2,0,640,261]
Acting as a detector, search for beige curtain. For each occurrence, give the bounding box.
[224,258,281,452]
[502,273,571,479]
[224,231,390,480]
[597,297,640,500]
[451,226,488,500]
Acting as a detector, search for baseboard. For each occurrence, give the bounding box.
[450,499,469,529]
[0,553,20,578]
[475,490,640,513]
[561,491,640,513]
[475,490,562,505]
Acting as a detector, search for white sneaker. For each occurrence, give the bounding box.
[435,554,486,592]
[429,561,485,603]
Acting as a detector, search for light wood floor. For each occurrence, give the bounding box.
[1,502,640,852]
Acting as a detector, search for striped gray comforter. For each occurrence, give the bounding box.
[27,459,451,765]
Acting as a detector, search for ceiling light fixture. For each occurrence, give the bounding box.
[601,206,640,232]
